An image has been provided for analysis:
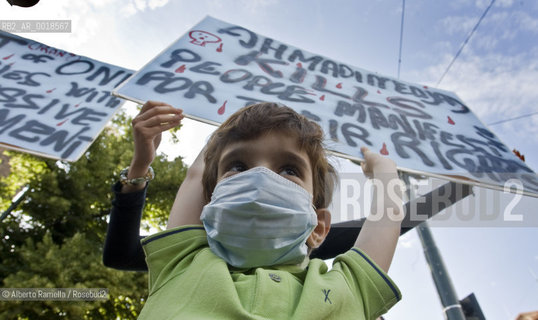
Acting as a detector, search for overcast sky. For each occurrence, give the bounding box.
[2,0,538,318]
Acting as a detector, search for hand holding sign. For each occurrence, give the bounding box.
[360,146,397,178]
[127,101,184,192]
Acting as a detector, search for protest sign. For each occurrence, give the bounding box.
[114,16,538,197]
[0,31,132,161]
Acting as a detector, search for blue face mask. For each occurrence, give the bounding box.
[200,167,318,268]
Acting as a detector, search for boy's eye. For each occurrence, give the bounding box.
[220,161,248,179]
[228,162,247,173]
[280,166,299,177]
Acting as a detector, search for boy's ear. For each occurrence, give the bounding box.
[307,208,331,249]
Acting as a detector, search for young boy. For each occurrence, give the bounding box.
[110,101,403,319]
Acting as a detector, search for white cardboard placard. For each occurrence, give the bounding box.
[114,16,538,197]
[0,31,132,161]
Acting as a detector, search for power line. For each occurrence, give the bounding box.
[487,111,538,126]
[397,0,406,79]
[436,0,496,86]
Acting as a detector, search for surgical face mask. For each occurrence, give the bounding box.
[200,167,318,268]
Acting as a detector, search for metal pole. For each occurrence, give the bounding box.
[0,185,28,222]
[416,222,466,320]
[403,174,466,320]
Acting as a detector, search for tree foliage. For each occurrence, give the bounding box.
[0,109,188,319]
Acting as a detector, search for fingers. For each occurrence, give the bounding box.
[155,118,182,132]
[139,100,172,114]
[133,101,184,133]
[360,146,372,158]
[132,114,183,142]
[360,161,369,173]
[134,105,183,124]
[360,146,375,166]
[129,102,184,173]
[360,147,372,175]
[134,112,183,128]
[360,146,396,175]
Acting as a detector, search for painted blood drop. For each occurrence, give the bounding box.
[380,143,389,155]
[218,100,227,115]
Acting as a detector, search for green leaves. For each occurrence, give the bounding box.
[0,232,148,319]
[0,109,187,319]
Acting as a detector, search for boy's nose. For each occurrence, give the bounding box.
[252,163,277,174]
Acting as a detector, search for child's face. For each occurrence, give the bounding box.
[214,129,331,250]
[216,130,314,197]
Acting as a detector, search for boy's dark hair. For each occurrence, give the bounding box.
[202,102,337,209]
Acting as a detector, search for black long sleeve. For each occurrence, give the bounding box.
[103,182,148,272]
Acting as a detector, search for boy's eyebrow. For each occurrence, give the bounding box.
[219,146,310,171]
[280,151,310,171]
[219,147,245,166]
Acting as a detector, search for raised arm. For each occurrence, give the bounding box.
[122,100,183,194]
[125,100,206,228]
[355,146,404,273]
[103,182,148,271]
[167,145,206,229]
[104,101,183,270]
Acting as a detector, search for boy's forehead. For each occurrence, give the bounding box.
[219,132,311,166]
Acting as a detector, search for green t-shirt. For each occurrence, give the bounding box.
[138,225,401,320]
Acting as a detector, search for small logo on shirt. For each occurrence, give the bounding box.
[269,273,281,283]
[322,289,332,304]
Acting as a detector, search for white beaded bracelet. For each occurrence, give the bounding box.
[119,166,155,185]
